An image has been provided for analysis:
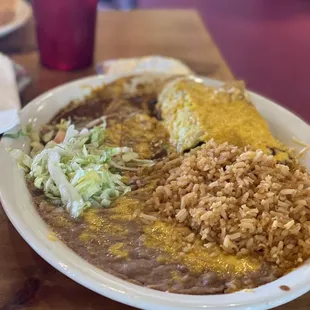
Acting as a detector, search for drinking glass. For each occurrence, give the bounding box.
[32,0,98,71]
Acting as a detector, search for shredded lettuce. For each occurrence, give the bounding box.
[3,124,37,139]
[9,149,32,171]
[3,129,28,139]
[56,119,71,131]
[9,122,153,218]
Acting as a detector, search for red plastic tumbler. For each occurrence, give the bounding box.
[32,0,98,71]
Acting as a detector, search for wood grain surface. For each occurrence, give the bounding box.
[0,9,308,310]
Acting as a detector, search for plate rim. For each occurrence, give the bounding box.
[1,74,310,310]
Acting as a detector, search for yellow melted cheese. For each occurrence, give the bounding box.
[108,243,129,258]
[158,78,290,162]
[144,221,260,275]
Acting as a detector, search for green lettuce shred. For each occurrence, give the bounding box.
[9,122,154,218]
[3,129,28,139]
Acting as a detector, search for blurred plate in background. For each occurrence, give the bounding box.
[0,0,32,38]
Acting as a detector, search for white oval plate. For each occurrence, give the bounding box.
[1,74,310,310]
[0,0,32,38]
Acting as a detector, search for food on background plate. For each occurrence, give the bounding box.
[7,75,310,294]
[97,56,193,76]
[0,0,16,26]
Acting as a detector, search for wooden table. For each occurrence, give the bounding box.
[0,9,308,310]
